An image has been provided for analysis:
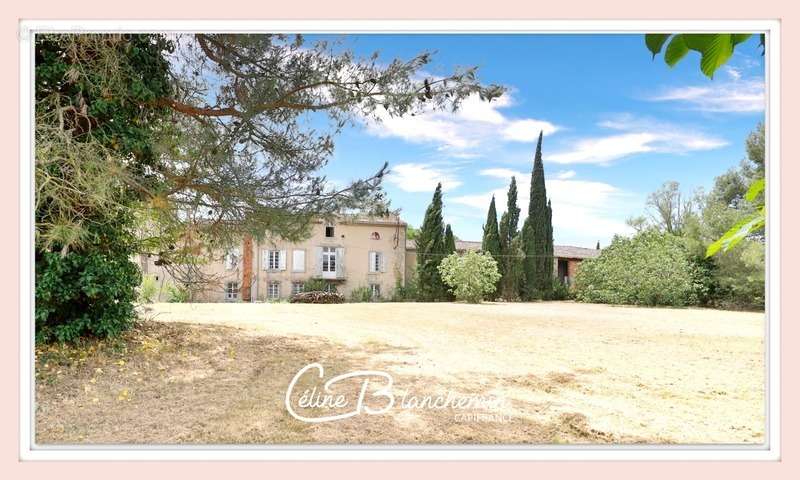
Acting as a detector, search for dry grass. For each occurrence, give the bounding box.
[36,301,765,445]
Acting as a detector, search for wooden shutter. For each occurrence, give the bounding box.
[292,250,305,272]
[379,252,386,272]
[279,250,287,271]
[335,247,345,279]
[315,247,323,277]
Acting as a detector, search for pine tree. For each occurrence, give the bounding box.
[596,240,601,250]
[416,183,448,301]
[521,131,554,299]
[498,177,521,300]
[444,224,456,254]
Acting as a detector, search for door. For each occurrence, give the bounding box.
[557,258,569,284]
[321,246,337,279]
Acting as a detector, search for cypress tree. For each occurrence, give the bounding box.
[596,241,601,250]
[498,177,521,300]
[444,224,456,255]
[481,195,502,299]
[521,131,554,299]
[481,195,501,259]
[443,223,457,301]
[416,183,448,301]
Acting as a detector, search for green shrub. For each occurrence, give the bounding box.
[712,240,765,310]
[35,220,141,343]
[349,286,374,303]
[165,283,190,303]
[138,274,159,304]
[437,251,501,303]
[550,278,572,301]
[303,278,336,293]
[573,230,702,307]
[391,275,419,302]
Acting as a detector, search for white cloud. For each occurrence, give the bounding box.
[451,168,634,246]
[502,119,559,142]
[555,170,576,179]
[724,66,742,81]
[386,163,462,193]
[549,133,658,165]
[647,78,764,113]
[364,93,558,156]
[547,115,728,165]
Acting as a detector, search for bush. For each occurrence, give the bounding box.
[349,286,374,303]
[138,274,159,304]
[35,220,141,343]
[573,230,702,307]
[391,275,419,302]
[303,278,335,293]
[437,251,501,303]
[166,283,190,303]
[550,278,572,301]
[712,240,765,310]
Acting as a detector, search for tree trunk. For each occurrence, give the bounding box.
[241,235,253,302]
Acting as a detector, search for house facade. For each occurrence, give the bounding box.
[139,214,408,302]
[139,214,599,302]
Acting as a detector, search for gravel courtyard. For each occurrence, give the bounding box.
[36,302,765,445]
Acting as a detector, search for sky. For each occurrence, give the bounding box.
[314,34,765,247]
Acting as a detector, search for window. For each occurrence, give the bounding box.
[292,250,305,272]
[292,282,304,295]
[322,246,336,273]
[370,284,381,299]
[226,281,239,300]
[267,250,280,270]
[324,282,336,293]
[325,225,335,238]
[371,231,381,240]
[268,281,280,299]
[263,250,286,271]
[369,251,384,273]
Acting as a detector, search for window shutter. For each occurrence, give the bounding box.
[335,247,345,278]
[279,250,287,271]
[292,250,305,273]
[315,247,323,277]
[369,251,376,273]
[261,250,269,270]
[379,252,386,273]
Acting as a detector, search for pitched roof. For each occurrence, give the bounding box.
[405,239,601,259]
[554,245,601,259]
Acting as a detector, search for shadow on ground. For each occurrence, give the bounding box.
[35,320,658,445]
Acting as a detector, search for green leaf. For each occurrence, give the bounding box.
[745,177,765,202]
[731,33,753,47]
[705,209,765,257]
[664,35,690,67]
[683,34,734,78]
[645,34,671,57]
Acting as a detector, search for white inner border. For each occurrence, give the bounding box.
[19,19,780,461]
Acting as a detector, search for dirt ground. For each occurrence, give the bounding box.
[35,301,765,445]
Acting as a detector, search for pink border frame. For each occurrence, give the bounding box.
[4,1,797,476]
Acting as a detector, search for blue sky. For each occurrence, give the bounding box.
[316,34,765,247]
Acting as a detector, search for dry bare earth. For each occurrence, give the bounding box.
[36,302,764,445]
